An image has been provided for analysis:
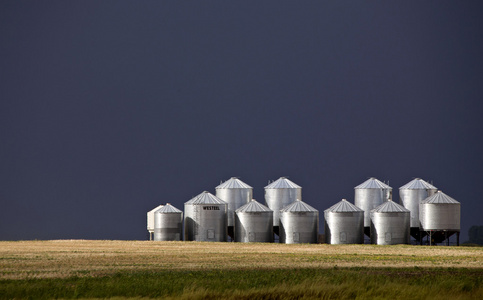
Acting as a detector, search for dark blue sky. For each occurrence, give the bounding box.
[1,1,482,241]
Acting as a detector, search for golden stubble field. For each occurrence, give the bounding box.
[0,240,482,280]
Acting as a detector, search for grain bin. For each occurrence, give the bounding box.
[279,199,318,244]
[354,177,392,235]
[216,177,253,239]
[264,177,302,234]
[184,191,227,242]
[234,199,273,243]
[420,191,460,230]
[419,191,461,245]
[324,199,364,244]
[154,203,183,241]
[370,200,410,245]
[147,204,164,240]
[399,178,437,239]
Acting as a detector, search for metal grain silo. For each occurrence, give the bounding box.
[279,199,318,244]
[324,199,364,244]
[399,178,437,239]
[184,191,227,242]
[264,177,302,234]
[147,204,164,240]
[154,203,183,241]
[215,177,253,239]
[354,177,392,235]
[419,191,460,245]
[370,200,410,245]
[234,199,273,243]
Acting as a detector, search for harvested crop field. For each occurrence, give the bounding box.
[1,240,482,279]
[0,240,482,299]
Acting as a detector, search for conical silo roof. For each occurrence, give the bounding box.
[149,204,164,214]
[216,177,252,189]
[355,177,391,189]
[324,199,363,213]
[371,200,409,213]
[265,177,301,189]
[421,191,459,204]
[236,199,272,213]
[280,199,318,212]
[399,178,437,190]
[156,203,182,213]
[185,191,226,205]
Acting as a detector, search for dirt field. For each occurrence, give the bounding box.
[1,240,482,280]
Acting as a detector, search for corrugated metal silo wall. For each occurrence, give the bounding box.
[216,188,252,227]
[184,203,227,242]
[265,188,301,227]
[370,211,410,245]
[154,212,183,241]
[279,211,318,244]
[355,189,385,227]
[399,189,436,228]
[234,211,273,243]
[324,211,364,244]
[419,203,460,231]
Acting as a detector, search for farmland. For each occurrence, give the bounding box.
[0,240,482,299]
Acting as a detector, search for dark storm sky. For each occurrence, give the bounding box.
[1,1,482,241]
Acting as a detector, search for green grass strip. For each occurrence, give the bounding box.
[1,267,482,299]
